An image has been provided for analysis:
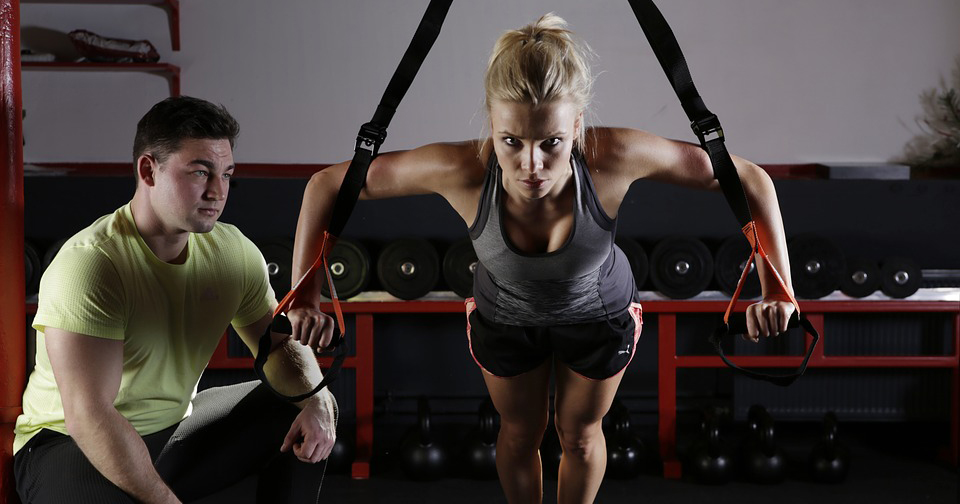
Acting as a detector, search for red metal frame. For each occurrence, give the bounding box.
[657,301,960,478]
[1,0,25,501]
[201,298,960,480]
[22,62,180,96]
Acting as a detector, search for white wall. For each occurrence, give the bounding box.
[21,0,960,164]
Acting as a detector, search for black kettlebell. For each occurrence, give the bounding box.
[326,428,355,474]
[739,404,786,484]
[808,412,850,483]
[462,397,498,479]
[400,397,448,480]
[685,408,733,485]
[605,400,644,479]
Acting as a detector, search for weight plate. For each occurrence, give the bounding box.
[839,257,881,298]
[788,234,845,299]
[880,256,921,299]
[43,237,69,269]
[320,238,371,300]
[713,235,761,299]
[615,237,649,291]
[649,236,713,299]
[442,238,478,299]
[257,239,294,300]
[377,238,439,300]
[25,240,41,295]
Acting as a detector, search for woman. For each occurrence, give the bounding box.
[288,13,795,504]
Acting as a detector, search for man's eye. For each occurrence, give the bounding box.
[194,170,209,177]
[223,172,232,180]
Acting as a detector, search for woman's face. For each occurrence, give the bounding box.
[489,98,581,201]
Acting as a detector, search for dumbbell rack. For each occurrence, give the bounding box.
[655,289,960,479]
[26,289,960,481]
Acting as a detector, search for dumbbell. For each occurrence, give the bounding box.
[377,238,440,300]
[460,397,498,479]
[879,257,921,299]
[840,257,881,298]
[442,238,478,299]
[738,404,786,484]
[258,238,294,299]
[400,397,448,480]
[808,411,850,483]
[788,234,846,299]
[616,237,649,291]
[25,240,41,295]
[685,407,732,485]
[714,235,761,299]
[319,238,372,300]
[649,236,713,299]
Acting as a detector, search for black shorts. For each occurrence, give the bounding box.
[465,298,643,380]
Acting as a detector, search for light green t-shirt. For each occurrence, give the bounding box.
[14,203,275,454]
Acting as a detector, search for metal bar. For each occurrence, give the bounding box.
[352,314,374,479]
[657,314,682,479]
[1,0,23,501]
[676,355,958,368]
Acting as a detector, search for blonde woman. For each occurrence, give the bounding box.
[289,13,795,503]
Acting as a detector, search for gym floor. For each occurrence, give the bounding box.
[201,423,958,504]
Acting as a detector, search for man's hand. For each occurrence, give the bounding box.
[280,392,337,463]
[743,299,796,343]
[286,306,337,352]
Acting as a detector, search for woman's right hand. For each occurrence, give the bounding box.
[286,306,337,352]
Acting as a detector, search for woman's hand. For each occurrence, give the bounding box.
[743,299,796,343]
[286,306,337,352]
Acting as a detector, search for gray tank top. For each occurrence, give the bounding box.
[468,150,637,326]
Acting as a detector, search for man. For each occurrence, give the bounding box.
[13,96,338,503]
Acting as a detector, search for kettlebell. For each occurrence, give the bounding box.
[808,412,850,483]
[462,397,498,479]
[326,428,355,474]
[604,400,644,479]
[739,404,786,484]
[685,407,732,485]
[399,397,448,480]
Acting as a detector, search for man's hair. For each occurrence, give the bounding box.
[132,96,240,165]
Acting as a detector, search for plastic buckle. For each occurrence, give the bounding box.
[355,122,387,157]
[691,114,724,148]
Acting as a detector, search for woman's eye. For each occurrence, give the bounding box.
[542,138,561,148]
[503,137,520,147]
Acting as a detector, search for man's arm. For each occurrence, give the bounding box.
[45,327,181,504]
[233,311,337,463]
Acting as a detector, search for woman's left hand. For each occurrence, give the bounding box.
[743,299,796,343]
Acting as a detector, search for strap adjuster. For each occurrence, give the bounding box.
[691,114,724,147]
[355,122,387,157]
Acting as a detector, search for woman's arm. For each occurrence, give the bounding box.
[593,127,795,339]
[287,141,484,348]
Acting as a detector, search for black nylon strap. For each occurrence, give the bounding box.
[627,0,817,384]
[328,0,453,238]
[627,0,752,228]
[256,0,453,403]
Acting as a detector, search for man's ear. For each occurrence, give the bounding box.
[137,154,158,187]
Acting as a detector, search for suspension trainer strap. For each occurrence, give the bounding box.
[257,0,454,402]
[626,0,816,385]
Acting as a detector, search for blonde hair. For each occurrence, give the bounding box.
[484,13,595,149]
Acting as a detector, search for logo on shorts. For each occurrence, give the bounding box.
[618,344,631,355]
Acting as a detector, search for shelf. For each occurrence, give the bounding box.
[24,162,330,178]
[22,0,180,51]
[21,62,180,95]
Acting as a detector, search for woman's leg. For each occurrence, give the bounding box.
[553,362,625,504]
[481,359,552,504]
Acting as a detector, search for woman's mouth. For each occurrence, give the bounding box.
[521,179,546,190]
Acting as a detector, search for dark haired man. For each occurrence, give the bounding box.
[12,96,337,504]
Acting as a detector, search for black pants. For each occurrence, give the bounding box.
[14,381,328,504]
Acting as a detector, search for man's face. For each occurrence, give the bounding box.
[149,138,234,234]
